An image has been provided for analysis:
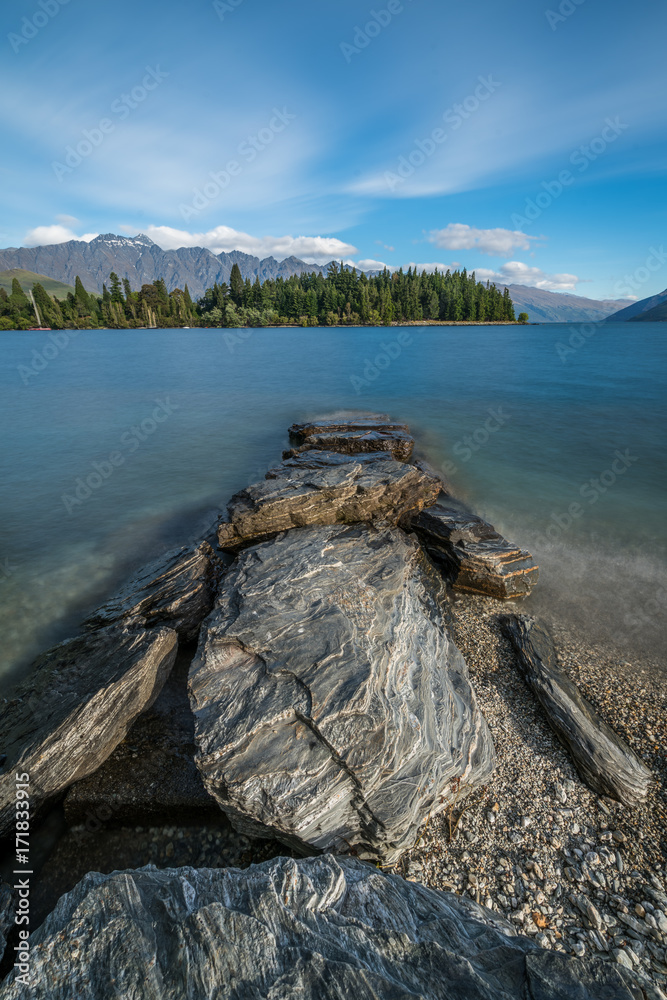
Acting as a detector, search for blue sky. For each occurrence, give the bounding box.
[1,0,665,299]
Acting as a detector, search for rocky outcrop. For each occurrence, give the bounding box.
[501,615,652,807]
[217,459,440,550]
[190,524,494,863]
[0,627,178,838]
[83,541,222,642]
[0,855,641,999]
[269,448,391,474]
[288,414,415,461]
[403,501,538,599]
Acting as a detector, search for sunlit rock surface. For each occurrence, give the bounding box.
[190,523,494,862]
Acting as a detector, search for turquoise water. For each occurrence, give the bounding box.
[0,322,665,688]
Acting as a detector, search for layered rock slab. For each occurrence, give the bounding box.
[83,540,222,642]
[0,855,641,999]
[403,501,539,599]
[190,524,494,862]
[217,459,440,550]
[288,413,415,461]
[501,615,652,807]
[0,626,177,837]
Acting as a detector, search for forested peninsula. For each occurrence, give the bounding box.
[1,262,522,330]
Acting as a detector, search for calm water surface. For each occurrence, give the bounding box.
[1,322,665,689]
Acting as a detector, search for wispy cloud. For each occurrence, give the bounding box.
[428,223,542,256]
[474,261,580,292]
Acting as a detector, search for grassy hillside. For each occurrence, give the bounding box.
[0,268,77,301]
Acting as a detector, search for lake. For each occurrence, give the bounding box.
[1,322,665,690]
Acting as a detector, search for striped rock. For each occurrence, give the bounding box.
[287,413,414,461]
[402,502,538,599]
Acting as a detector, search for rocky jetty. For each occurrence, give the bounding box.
[0,855,643,999]
[190,523,495,862]
[501,615,652,807]
[217,458,440,550]
[287,413,415,461]
[403,500,539,598]
[1,411,661,996]
[0,626,177,837]
[83,541,222,642]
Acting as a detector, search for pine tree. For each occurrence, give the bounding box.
[229,263,244,305]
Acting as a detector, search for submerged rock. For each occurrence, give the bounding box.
[403,501,538,599]
[0,626,177,838]
[217,459,440,550]
[288,413,415,461]
[190,523,494,862]
[0,855,641,999]
[500,614,652,807]
[83,541,223,642]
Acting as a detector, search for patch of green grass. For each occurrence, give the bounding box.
[0,268,77,301]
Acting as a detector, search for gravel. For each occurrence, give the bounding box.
[388,591,667,989]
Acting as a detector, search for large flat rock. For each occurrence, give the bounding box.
[270,448,391,474]
[501,614,652,807]
[83,541,223,642]
[190,524,494,863]
[403,501,539,599]
[288,413,414,461]
[217,459,440,550]
[0,626,177,838]
[0,855,641,999]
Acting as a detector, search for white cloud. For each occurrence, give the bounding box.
[428,224,541,256]
[143,225,357,261]
[355,258,391,271]
[474,261,580,292]
[23,225,98,246]
[408,261,460,273]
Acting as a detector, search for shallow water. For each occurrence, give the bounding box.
[0,322,665,689]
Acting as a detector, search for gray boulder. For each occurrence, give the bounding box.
[403,501,539,599]
[190,524,494,862]
[501,615,652,807]
[0,626,177,837]
[217,459,440,550]
[0,855,641,999]
[83,541,223,641]
[288,413,415,461]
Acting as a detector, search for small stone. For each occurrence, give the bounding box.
[635,903,646,918]
[520,816,532,829]
[572,941,586,957]
[615,851,624,873]
[613,948,633,969]
[612,831,626,844]
[586,902,603,931]
[585,852,600,866]
[165,842,174,858]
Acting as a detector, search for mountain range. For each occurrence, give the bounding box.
[0,233,663,322]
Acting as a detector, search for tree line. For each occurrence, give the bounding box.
[1,263,523,330]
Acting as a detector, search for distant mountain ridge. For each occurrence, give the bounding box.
[604,287,667,322]
[0,234,336,299]
[500,284,632,323]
